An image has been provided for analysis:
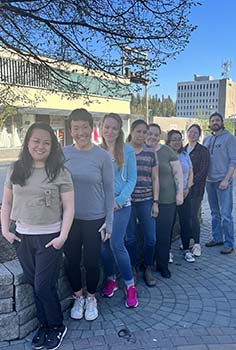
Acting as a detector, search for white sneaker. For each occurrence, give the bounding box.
[184,250,195,263]
[192,243,201,257]
[169,252,174,263]
[70,296,85,319]
[85,297,98,321]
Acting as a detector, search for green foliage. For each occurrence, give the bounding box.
[131,93,176,117]
[0,105,20,129]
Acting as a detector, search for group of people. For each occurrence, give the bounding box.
[1,109,236,350]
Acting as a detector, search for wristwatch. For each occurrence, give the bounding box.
[153,200,159,204]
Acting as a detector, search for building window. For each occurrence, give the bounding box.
[0,57,51,88]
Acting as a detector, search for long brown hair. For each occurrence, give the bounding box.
[101,113,124,170]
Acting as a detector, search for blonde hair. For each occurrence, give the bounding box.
[101,113,124,170]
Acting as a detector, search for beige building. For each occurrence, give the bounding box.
[176,75,236,119]
[0,47,131,151]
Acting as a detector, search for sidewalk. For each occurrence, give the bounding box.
[1,192,236,350]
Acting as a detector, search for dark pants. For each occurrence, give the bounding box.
[189,188,203,244]
[176,193,192,250]
[155,203,176,272]
[16,233,63,327]
[64,218,104,294]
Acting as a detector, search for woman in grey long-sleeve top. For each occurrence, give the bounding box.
[63,108,114,322]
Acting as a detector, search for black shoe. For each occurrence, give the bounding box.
[156,266,171,279]
[45,325,67,350]
[143,266,157,287]
[205,240,224,247]
[31,325,48,350]
[220,247,234,254]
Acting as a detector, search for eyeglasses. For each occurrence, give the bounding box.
[170,138,182,142]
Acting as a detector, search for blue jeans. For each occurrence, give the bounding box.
[126,199,156,266]
[101,206,133,283]
[206,181,234,248]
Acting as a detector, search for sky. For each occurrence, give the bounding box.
[149,0,236,101]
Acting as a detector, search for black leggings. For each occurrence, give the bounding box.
[155,203,176,272]
[189,190,203,244]
[16,232,63,327]
[64,218,104,294]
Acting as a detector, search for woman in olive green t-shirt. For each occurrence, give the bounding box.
[146,124,183,278]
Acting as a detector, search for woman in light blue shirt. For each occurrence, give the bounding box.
[100,113,138,308]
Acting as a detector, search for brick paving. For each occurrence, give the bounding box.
[0,186,236,349]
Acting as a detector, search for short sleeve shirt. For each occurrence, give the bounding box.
[131,145,158,202]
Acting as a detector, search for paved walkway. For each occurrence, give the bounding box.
[1,189,236,350]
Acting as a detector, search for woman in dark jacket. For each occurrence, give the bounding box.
[184,124,210,257]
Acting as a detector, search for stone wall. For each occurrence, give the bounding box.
[0,258,72,341]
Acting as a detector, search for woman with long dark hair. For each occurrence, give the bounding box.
[1,123,74,350]
[126,119,159,287]
[100,113,138,307]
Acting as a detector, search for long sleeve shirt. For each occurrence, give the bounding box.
[203,130,236,182]
[184,142,210,197]
[63,145,114,233]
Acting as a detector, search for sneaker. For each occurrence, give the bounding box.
[32,325,48,349]
[184,250,195,263]
[125,285,138,308]
[192,243,201,257]
[70,296,85,320]
[45,325,67,350]
[205,240,224,247]
[220,247,234,254]
[143,266,156,287]
[85,297,98,321]
[169,252,174,263]
[102,279,118,297]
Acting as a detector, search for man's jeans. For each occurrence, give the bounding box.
[206,181,234,248]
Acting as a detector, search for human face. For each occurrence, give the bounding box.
[146,126,161,149]
[102,117,120,145]
[131,123,147,146]
[28,128,52,166]
[187,126,200,143]
[71,120,92,150]
[209,116,224,133]
[168,133,182,152]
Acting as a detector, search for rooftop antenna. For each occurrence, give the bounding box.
[221,59,232,78]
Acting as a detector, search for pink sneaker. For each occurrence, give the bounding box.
[102,279,118,297]
[125,285,138,308]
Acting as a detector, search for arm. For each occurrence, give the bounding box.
[115,148,137,207]
[219,167,235,190]
[170,160,184,206]
[184,167,193,199]
[45,191,74,249]
[1,186,21,244]
[219,136,236,190]
[151,165,159,217]
[99,154,114,239]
